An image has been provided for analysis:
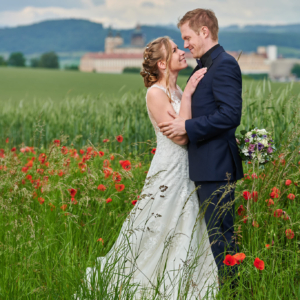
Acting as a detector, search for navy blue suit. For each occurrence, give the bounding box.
[185,46,243,279]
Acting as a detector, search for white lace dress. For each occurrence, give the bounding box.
[81,84,219,299]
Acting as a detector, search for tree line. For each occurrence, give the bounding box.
[0,51,59,68]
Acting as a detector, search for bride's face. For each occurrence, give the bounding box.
[168,40,188,72]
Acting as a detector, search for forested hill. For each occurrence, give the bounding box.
[0,19,299,57]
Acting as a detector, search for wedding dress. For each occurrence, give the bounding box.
[78,84,219,299]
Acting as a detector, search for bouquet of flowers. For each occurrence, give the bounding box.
[236,128,276,164]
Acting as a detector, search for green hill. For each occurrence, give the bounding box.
[0,19,299,58]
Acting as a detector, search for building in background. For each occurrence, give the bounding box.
[80,31,298,81]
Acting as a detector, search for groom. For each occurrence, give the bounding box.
[158,8,243,286]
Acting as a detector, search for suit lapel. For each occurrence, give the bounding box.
[187,64,200,83]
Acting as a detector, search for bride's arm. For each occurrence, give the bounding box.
[147,88,188,145]
[179,68,207,120]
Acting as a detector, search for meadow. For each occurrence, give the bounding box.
[0,67,300,299]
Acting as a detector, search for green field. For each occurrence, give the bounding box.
[0,67,300,299]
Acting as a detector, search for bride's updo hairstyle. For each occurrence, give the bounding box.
[140,36,173,102]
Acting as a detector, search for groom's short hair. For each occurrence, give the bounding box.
[177,9,219,41]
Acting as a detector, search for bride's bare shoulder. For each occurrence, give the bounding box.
[146,86,169,104]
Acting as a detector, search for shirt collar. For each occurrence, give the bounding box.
[199,44,220,68]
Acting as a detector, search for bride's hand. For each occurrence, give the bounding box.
[184,68,207,97]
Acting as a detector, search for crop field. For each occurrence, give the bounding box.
[0,67,300,299]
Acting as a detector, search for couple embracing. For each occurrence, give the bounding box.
[85,8,244,300]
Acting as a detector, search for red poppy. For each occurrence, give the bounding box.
[113,172,122,183]
[71,198,78,205]
[103,139,109,143]
[280,159,286,166]
[243,191,251,200]
[243,216,248,224]
[103,167,113,178]
[285,179,292,186]
[38,197,45,204]
[244,174,250,180]
[97,184,106,191]
[116,135,123,143]
[285,229,294,239]
[259,173,266,180]
[274,209,283,218]
[54,139,60,146]
[115,184,125,192]
[22,167,29,173]
[151,148,156,154]
[11,147,16,152]
[106,198,112,203]
[254,258,265,270]
[251,173,258,179]
[99,151,104,157]
[120,160,131,171]
[223,254,236,266]
[265,244,270,249]
[97,238,104,245]
[58,170,65,176]
[103,159,110,168]
[132,200,138,205]
[5,137,9,143]
[287,193,295,200]
[270,191,279,199]
[60,204,67,211]
[79,149,85,155]
[237,205,245,216]
[110,155,115,161]
[265,199,274,206]
[87,147,93,154]
[61,146,68,155]
[37,168,44,174]
[21,179,26,184]
[82,154,91,163]
[232,253,246,265]
[271,187,280,194]
[68,188,77,197]
[252,191,258,202]
[38,153,47,164]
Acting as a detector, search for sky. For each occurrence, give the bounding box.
[0,0,299,29]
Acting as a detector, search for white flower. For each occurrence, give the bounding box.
[261,139,269,147]
[246,132,252,137]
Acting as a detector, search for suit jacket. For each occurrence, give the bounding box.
[185,46,244,182]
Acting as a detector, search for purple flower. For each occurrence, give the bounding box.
[245,138,250,143]
[267,147,273,154]
[262,135,267,138]
[248,144,256,152]
[252,134,257,138]
[258,143,264,151]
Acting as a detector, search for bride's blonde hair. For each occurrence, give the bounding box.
[140,36,173,102]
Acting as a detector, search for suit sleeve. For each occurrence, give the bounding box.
[185,58,242,143]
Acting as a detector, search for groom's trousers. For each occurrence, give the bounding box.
[195,181,239,279]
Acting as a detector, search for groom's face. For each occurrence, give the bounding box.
[180,22,206,59]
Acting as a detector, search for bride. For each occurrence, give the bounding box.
[79,37,219,299]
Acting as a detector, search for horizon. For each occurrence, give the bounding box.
[0,17,299,30]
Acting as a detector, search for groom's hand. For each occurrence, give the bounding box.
[158,111,187,138]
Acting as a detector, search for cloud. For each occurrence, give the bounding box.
[0,0,299,28]
[141,2,156,8]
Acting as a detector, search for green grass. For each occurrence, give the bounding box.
[0,67,300,299]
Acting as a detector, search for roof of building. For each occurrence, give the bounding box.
[82,52,195,59]
[82,53,144,59]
